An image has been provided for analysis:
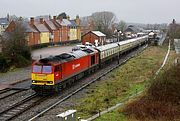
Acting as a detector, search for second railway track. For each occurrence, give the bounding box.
[0,93,45,121]
[0,89,26,100]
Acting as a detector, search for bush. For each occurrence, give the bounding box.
[13,54,31,68]
[0,54,9,72]
[122,64,180,120]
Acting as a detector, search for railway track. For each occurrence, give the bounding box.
[28,45,148,121]
[0,93,45,121]
[0,88,11,94]
[0,89,26,100]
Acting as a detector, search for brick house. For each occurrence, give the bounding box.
[31,18,50,44]
[55,17,70,42]
[5,14,81,46]
[44,19,59,43]
[23,22,40,46]
[82,31,106,46]
[0,18,9,35]
[5,20,40,46]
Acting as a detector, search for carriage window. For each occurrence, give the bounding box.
[42,66,52,73]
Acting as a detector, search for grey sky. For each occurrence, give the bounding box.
[0,0,179,24]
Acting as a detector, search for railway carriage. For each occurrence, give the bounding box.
[96,43,119,64]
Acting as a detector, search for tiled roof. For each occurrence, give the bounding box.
[45,20,57,30]
[92,31,106,36]
[69,20,77,27]
[22,22,38,33]
[125,25,144,33]
[34,22,49,32]
[0,18,9,25]
[57,19,71,26]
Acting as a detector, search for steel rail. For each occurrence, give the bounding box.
[0,93,39,121]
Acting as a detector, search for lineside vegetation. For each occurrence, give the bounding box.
[75,45,168,120]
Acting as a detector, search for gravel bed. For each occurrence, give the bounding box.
[0,90,18,99]
[13,61,118,121]
[0,89,35,112]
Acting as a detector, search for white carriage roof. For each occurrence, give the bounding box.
[96,43,118,51]
[92,31,106,37]
[118,36,147,45]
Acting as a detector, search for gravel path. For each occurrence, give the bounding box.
[0,67,31,84]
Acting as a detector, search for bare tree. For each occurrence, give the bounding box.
[118,20,127,32]
[2,21,31,67]
[91,11,117,37]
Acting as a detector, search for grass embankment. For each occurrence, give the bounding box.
[122,64,180,121]
[121,47,180,120]
[75,45,169,120]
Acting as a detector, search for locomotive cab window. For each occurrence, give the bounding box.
[42,66,52,73]
[33,65,42,73]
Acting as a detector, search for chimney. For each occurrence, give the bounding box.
[53,16,56,22]
[40,18,44,24]
[7,13,10,22]
[30,17,34,26]
[76,15,80,26]
[67,15,70,20]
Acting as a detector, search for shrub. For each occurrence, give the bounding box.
[0,54,9,72]
[122,64,180,120]
[13,54,31,68]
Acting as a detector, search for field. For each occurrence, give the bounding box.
[75,43,174,120]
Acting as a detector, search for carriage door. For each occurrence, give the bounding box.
[91,55,95,66]
[54,65,61,81]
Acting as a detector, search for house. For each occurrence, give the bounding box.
[56,17,70,42]
[23,21,40,46]
[69,20,77,41]
[124,25,144,38]
[82,31,106,46]
[5,14,81,46]
[32,18,50,44]
[5,20,40,46]
[44,19,59,43]
[0,18,9,35]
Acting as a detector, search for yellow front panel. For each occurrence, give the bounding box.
[40,32,49,43]
[32,73,54,85]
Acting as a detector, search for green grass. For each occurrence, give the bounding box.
[75,46,169,120]
[95,110,127,121]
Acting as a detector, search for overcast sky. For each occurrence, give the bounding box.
[0,0,179,24]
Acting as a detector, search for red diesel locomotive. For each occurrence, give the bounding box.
[31,48,99,93]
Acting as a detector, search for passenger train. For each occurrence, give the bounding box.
[31,36,148,94]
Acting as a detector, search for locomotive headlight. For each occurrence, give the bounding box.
[32,80,36,83]
[47,81,53,84]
